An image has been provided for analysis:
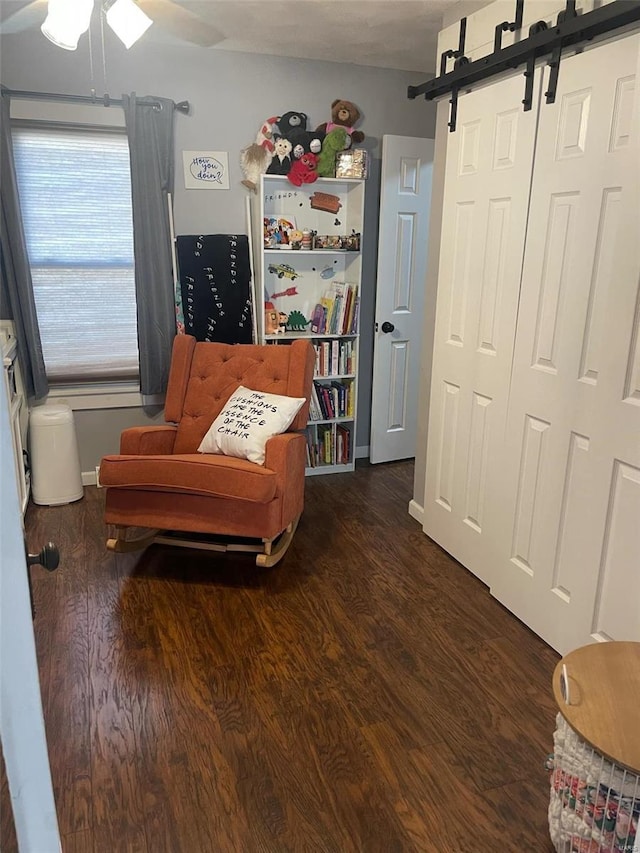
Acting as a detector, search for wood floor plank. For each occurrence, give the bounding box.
[86,547,147,851]
[39,499,93,836]
[17,459,561,851]
[62,829,93,852]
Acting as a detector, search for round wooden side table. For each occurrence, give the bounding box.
[548,641,640,853]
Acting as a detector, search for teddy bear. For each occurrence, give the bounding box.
[316,99,365,144]
[267,137,293,175]
[316,127,350,178]
[239,115,278,191]
[287,152,318,187]
[276,110,308,137]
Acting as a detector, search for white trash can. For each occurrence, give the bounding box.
[29,403,84,506]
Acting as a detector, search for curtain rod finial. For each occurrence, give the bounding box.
[176,100,190,115]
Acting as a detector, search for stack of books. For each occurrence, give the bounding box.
[309,379,354,421]
[306,423,352,467]
[310,283,359,336]
[312,339,356,377]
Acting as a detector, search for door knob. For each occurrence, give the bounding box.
[381,321,395,334]
[25,541,59,619]
[27,542,60,572]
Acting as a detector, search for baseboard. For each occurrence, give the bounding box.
[355,445,369,460]
[408,499,424,525]
[82,470,98,487]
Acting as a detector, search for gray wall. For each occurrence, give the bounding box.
[1,29,436,471]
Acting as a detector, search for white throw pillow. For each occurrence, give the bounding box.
[198,385,306,465]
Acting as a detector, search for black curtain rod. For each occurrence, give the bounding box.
[2,88,190,114]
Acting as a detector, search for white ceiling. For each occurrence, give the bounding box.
[173,0,458,73]
[0,0,484,74]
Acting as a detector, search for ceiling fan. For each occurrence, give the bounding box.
[0,0,225,49]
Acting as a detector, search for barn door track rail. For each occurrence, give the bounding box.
[408,0,640,131]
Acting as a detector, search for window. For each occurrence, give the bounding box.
[12,124,139,383]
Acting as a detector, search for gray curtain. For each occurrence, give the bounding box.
[122,93,176,397]
[0,88,48,399]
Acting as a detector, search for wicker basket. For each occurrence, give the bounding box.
[549,713,639,853]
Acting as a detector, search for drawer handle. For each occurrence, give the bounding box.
[560,663,571,706]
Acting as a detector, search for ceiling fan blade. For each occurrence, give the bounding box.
[0,0,47,32]
[137,0,225,47]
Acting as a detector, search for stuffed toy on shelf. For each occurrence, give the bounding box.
[239,116,278,191]
[287,152,318,186]
[317,127,350,178]
[276,109,325,160]
[316,99,365,145]
[267,137,293,175]
[276,110,308,138]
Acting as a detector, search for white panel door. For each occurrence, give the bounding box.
[491,35,640,654]
[422,74,539,586]
[370,135,434,463]
[0,370,60,848]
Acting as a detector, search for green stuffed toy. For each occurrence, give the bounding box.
[316,127,349,178]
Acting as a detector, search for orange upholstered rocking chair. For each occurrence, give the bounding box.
[99,335,315,566]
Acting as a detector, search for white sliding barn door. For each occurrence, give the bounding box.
[422,74,539,586]
[491,35,640,654]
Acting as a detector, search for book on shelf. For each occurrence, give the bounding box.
[311,381,330,420]
[318,424,332,464]
[306,428,318,467]
[310,303,326,335]
[331,339,340,376]
[350,295,360,335]
[336,424,351,464]
[331,380,347,418]
[322,341,330,375]
[321,384,335,419]
[347,381,354,417]
[309,382,323,421]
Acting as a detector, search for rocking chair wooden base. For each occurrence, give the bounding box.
[106,515,300,568]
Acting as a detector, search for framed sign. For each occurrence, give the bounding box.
[182,151,229,190]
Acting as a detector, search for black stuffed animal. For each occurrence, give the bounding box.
[276,110,308,137]
[276,110,325,160]
[290,129,325,159]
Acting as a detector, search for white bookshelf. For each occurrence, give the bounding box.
[251,175,365,475]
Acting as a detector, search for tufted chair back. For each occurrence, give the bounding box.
[164,336,314,455]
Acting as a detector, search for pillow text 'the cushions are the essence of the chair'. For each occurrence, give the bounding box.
[198,385,306,465]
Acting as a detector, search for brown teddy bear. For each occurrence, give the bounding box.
[316,99,365,144]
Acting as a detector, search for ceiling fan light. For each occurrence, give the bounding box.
[106,0,152,49]
[41,0,94,50]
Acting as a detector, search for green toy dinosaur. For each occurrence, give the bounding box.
[316,128,349,178]
[287,310,310,331]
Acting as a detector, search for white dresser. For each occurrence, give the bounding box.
[1,322,30,514]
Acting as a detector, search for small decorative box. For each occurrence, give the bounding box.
[336,149,368,179]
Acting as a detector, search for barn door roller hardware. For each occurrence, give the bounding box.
[408,0,640,131]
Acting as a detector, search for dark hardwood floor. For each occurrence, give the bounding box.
[9,460,559,852]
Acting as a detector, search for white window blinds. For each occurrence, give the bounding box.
[12,125,139,382]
